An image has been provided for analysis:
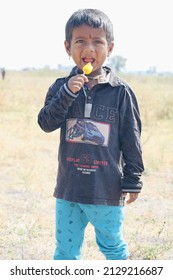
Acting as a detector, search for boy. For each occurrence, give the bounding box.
[38,9,144,260]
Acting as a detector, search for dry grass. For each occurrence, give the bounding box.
[0,70,173,260]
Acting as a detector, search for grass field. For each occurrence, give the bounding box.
[0,70,173,260]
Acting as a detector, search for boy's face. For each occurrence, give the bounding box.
[64,24,114,75]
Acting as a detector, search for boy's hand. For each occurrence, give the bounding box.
[67,74,88,94]
[122,193,139,204]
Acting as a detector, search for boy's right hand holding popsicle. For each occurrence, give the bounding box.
[67,63,93,94]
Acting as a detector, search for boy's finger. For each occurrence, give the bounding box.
[82,73,88,82]
[126,193,138,204]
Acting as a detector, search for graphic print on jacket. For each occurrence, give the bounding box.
[65,118,111,176]
[66,118,110,146]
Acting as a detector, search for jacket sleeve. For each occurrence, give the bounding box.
[119,85,144,193]
[38,79,78,132]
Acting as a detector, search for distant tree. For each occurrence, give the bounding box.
[43,64,50,70]
[108,55,127,72]
[147,66,157,75]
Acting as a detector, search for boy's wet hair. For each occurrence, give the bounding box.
[65,9,114,45]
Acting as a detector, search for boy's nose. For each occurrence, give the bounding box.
[83,42,95,52]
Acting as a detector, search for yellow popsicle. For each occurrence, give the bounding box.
[82,62,93,75]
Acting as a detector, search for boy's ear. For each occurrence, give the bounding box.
[108,42,114,56]
[64,40,71,56]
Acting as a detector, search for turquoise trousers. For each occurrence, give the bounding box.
[54,198,128,260]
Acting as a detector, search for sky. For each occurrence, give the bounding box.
[0,0,173,72]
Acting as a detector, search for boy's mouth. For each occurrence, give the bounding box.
[83,57,94,64]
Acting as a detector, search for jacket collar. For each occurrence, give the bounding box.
[69,66,123,88]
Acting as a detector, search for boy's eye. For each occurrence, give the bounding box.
[95,40,102,44]
[75,39,85,44]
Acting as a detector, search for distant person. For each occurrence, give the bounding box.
[38,9,144,260]
[1,68,6,79]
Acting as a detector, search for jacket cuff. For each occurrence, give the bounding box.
[121,180,143,193]
[63,83,79,99]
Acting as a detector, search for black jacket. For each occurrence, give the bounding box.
[38,66,144,206]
